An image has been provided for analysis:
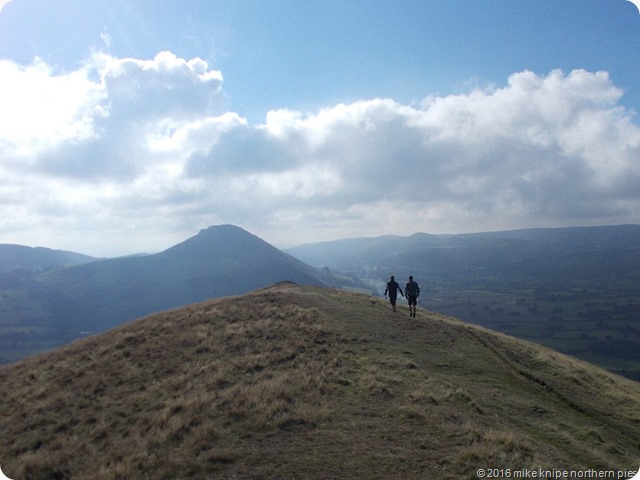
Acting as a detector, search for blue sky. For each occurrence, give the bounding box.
[0,0,639,256]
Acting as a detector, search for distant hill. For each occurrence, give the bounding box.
[286,225,640,286]
[0,244,96,273]
[1,283,639,479]
[286,225,640,379]
[0,225,325,362]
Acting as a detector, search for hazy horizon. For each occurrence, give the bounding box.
[3,222,640,259]
[1,0,639,257]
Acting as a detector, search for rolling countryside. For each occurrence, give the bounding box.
[287,225,640,380]
[1,283,639,479]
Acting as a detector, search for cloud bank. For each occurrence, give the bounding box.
[1,51,638,255]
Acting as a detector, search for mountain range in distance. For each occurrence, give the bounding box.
[0,223,639,381]
[286,224,640,288]
[0,244,97,273]
[0,225,328,362]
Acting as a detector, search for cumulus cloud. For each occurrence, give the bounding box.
[0,51,638,255]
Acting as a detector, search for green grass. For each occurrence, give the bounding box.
[1,283,639,479]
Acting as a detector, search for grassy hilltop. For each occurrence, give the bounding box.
[286,225,640,380]
[1,283,639,479]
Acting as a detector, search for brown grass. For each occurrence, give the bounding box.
[1,282,639,479]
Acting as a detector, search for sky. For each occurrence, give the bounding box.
[0,0,639,257]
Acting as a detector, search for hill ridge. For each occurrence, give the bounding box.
[0,244,96,273]
[0,225,325,362]
[285,224,640,380]
[1,283,639,479]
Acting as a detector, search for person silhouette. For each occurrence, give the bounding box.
[405,275,420,317]
[384,275,404,312]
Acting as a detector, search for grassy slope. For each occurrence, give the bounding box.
[0,283,639,480]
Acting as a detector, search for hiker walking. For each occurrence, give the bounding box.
[384,275,404,312]
[405,275,420,317]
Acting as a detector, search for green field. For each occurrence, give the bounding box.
[426,283,640,380]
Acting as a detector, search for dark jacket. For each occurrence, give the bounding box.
[385,281,404,298]
[405,280,420,298]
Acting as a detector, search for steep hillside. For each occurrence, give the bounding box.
[0,244,96,273]
[36,225,324,331]
[286,225,640,379]
[0,225,325,362]
[1,283,638,479]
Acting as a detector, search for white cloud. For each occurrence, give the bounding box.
[0,58,103,159]
[0,0,12,13]
[99,51,224,122]
[0,52,638,256]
